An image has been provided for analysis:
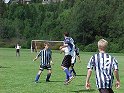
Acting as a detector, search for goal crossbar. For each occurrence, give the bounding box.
[31,40,63,52]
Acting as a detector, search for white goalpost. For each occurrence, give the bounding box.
[31,40,63,52]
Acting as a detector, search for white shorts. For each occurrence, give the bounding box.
[71,55,76,64]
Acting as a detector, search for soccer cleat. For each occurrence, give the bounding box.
[46,80,50,82]
[35,81,39,83]
[67,76,74,84]
[64,79,69,83]
[64,79,69,85]
[64,81,69,85]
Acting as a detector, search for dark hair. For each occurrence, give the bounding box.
[44,42,50,46]
[64,32,69,37]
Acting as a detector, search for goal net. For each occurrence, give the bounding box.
[31,40,63,52]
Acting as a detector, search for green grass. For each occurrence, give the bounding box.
[0,48,124,93]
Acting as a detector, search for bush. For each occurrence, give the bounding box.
[118,37,124,51]
[83,43,97,52]
[119,49,124,53]
[107,42,120,53]
[77,44,85,51]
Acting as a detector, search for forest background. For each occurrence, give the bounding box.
[0,0,124,53]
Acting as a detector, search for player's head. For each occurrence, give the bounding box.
[44,42,50,49]
[64,32,69,37]
[98,39,108,51]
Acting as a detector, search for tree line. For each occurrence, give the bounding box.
[0,0,124,53]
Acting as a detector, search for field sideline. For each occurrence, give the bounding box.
[0,48,124,93]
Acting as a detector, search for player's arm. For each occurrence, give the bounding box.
[78,56,81,63]
[33,56,38,61]
[114,69,120,89]
[59,44,68,50]
[77,55,81,63]
[85,56,94,89]
[59,45,66,54]
[59,47,64,53]
[113,58,120,89]
[85,69,92,89]
[50,60,54,65]
[50,50,54,65]
[75,48,81,63]
[33,51,41,61]
[15,45,17,49]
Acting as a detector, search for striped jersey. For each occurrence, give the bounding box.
[37,48,52,66]
[64,37,75,56]
[87,53,118,89]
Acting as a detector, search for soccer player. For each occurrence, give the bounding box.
[33,42,52,83]
[15,43,21,56]
[85,39,120,93]
[70,46,81,76]
[59,32,75,85]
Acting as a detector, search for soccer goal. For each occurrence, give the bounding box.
[31,40,63,52]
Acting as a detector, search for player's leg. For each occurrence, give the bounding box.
[98,88,114,93]
[46,65,52,82]
[61,55,74,84]
[16,49,19,56]
[70,63,76,76]
[16,49,17,56]
[35,70,42,82]
[61,55,72,81]
[70,56,76,76]
[61,66,70,81]
[18,49,20,56]
[66,55,74,84]
[46,70,52,82]
[35,65,43,83]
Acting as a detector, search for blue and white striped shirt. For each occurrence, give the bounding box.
[37,48,52,66]
[64,37,75,56]
[87,53,118,89]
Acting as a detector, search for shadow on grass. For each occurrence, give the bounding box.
[76,74,87,77]
[0,66,11,68]
[33,80,63,83]
[50,80,63,82]
[70,89,96,93]
[76,84,85,86]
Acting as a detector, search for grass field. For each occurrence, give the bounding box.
[0,48,124,93]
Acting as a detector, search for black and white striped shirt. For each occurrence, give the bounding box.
[87,53,118,89]
[37,48,52,66]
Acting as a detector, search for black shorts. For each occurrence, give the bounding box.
[61,55,72,68]
[39,65,51,71]
[99,88,114,93]
[71,63,75,67]
[76,53,79,56]
[16,49,19,53]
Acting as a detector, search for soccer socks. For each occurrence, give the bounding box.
[70,69,73,74]
[70,68,76,76]
[66,74,69,80]
[64,67,72,80]
[35,74,40,82]
[46,73,51,81]
[35,73,51,82]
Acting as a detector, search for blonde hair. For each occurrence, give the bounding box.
[98,39,108,50]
